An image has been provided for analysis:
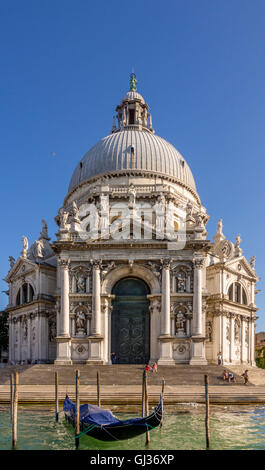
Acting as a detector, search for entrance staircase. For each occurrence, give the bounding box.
[1,364,264,406]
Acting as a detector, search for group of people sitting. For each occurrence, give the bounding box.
[145,362,158,373]
[222,369,249,384]
[222,370,236,383]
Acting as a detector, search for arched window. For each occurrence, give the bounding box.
[227,282,248,305]
[15,283,34,306]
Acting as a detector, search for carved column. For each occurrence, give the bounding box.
[149,297,161,362]
[161,260,171,337]
[86,261,104,364]
[192,257,204,336]
[60,258,70,337]
[92,262,101,336]
[55,257,72,365]
[189,256,207,365]
[158,260,175,365]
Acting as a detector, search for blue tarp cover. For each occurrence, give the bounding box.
[63,396,150,428]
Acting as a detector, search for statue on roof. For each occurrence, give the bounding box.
[249,256,256,269]
[130,72,137,91]
[217,218,223,235]
[40,219,49,240]
[234,234,242,257]
[21,236,28,258]
[8,256,15,268]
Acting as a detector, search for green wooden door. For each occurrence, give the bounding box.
[111,278,150,364]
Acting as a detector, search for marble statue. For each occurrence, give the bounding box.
[40,219,49,239]
[9,256,15,268]
[21,236,28,258]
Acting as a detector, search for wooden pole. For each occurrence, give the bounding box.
[10,374,13,422]
[145,370,150,445]
[55,371,59,422]
[97,371,101,408]
[12,371,19,450]
[142,370,146,417]
[160,377,165,428]
[75,370,80,449]
[204,375,210,449]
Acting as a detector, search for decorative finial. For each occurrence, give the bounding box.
[130,72,137,91]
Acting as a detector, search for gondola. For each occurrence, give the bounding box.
[63,394,163,441]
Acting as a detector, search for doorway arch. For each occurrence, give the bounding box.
[111,277,150,364]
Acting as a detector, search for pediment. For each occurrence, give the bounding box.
[224,256,258,280]
[5,257,37,282]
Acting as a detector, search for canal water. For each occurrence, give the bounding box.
[1,404,265,450]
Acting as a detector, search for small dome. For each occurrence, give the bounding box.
[122,90,145,104]
[68,129,197,194]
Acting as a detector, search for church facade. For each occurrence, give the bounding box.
[4,76,259,366]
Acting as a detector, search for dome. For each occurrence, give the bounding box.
[122,90,145,104]
[68,129,197,193]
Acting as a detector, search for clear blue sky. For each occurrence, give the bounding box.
[0,0,264,330]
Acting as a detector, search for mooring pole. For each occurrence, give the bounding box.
[97,371,101,408]
[204,374,210,449]
[145,370,150,445]
[160,377,165,428]
[12,371,19,450]
[75,370,80,450]
[10,374,13,422]
[142,370,146,417]
[55,371,59,422]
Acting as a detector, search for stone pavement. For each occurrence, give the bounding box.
[0,364,264,406]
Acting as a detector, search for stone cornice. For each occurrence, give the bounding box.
[64,169,202,206]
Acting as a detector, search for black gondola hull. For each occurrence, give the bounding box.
[64,397,163,442]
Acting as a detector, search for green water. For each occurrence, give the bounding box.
[1,404,265,450]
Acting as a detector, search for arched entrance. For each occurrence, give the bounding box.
[111,277,150,364]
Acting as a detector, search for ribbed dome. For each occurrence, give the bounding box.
[68,129,197,193]
[122,91,145,103]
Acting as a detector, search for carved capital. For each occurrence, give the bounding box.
[161,258,172,270]
[58,257,70,269]
[193,257,205,269]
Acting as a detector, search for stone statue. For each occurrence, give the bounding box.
[175,312,186,335]
[217,218,223,235]
[35,240,44,258]
[128,184,136,207]
[9,256,15,268]
[40,219,49,239]
[186,202,194,221]
[195,212,204,228]
[235,234,241,248]
[235,234,242,256]
[21,236,28,258]
[249,256,256,269]
[76,274,86,293]
[75,310,86,335]
[71,201,79,220]
[176,272,186,292]
[56,207,69,230]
